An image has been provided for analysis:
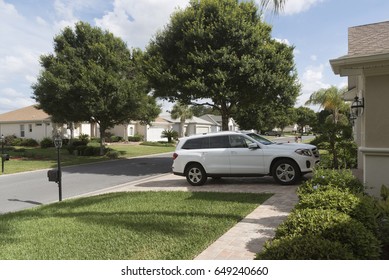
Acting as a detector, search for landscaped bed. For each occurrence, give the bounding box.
[0,191,272,260]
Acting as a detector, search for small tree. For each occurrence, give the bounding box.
[161,129,179,143]
[33,22,160,155]
[170,102,194,137]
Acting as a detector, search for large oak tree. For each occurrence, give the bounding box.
[144,0,299,130]
[32,22,160,154]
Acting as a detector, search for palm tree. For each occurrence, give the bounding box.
[305,86,349,124]
[305,86,350,169]
[260,0,287,13]
[170,102,194,137]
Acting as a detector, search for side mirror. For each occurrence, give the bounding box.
[248,143,259,150]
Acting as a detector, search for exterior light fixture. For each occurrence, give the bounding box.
[351,96,364,117]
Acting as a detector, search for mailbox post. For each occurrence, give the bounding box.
[1,134,4,173]
[1,134,9,174]
[53,133,63,201]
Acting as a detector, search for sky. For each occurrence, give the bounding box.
[1,0,389,114]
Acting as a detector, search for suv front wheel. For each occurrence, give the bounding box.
[185,163,207,186]
[272,159,301,185]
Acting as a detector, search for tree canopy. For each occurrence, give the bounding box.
[144,0,299,130]
[32,22,160,152]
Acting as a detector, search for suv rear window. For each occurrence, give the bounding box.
[182,137,210,149]
[181,135,230,149]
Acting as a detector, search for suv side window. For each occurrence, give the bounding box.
[209,135,230,148]
[182,137,210,149]
[229,135,250,148]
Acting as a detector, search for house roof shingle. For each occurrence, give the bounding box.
[349,21,389,56]
[0,105,51,123]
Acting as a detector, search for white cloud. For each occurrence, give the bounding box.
[274,37,291,45]
[281,0,324,15]
[310,55,317,61]
[296,64,330,108]
[95,0,189,48]
[0,88,34,112]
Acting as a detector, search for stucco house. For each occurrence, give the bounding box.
[0,105,214,143]
[0,105,54,141]
[199,114,239,132]
[0,105,92,141]
[330,20,389,197]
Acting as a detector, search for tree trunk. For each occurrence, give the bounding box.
[220,102,229,131]
[99,129,105,156]
[69,122,74,145]
[179,119,185,137]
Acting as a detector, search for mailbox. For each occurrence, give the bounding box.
[48,169,59,183]
[1,154,9,161]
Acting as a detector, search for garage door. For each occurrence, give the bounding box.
[146,127,166,142]
[196,126,210,134]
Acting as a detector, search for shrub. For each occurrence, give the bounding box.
[74,145,100,156]
[78,134,90,144]
[275,208,381,259]
[296,189,379,233]
[20,138,39,147]
[40,137,54,148]
[256,234,355,260]
[110,135,123,142]
[4,135,17,145]
[128,134,144,142]
[106,150,119,159]
[297,168,364,197]
[161,129,178,143]
[376,185,389,259]
[140,141,176,147]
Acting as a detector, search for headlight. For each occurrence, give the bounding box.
[295,149,312,157]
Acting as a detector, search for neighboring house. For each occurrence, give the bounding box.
[110,116,173,142]
[330,20,389,197]
[161,113,213,136]
[0,105,92,141]
[199,114,239,132]
[0,105,53,141]
[0,105,214,143]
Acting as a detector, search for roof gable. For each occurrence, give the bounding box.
[0,105,51,123]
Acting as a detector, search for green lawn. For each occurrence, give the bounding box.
[0,191,272,260]
[1,144,175,175]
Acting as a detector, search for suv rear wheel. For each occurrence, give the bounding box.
[185,163,207,186]
[272,159,301,185]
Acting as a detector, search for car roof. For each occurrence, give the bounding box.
[179,131,242,140]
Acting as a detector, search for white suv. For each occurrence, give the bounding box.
[172,131,320,186]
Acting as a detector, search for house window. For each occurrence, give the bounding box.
[129,126,134,136]
[20,124,25,138]
[36,123,42,127]
[29,124,32,132]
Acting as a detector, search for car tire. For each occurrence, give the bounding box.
[185,163,207,186]
[272,159,301,185]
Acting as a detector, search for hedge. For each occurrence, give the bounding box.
[296,189,379,233]
[275,208,381,259]
[297,168,364,197]
[256,234,355,260]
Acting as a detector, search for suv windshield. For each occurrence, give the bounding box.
[245,133,274,145]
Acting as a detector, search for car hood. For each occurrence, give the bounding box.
[264,142,317,150]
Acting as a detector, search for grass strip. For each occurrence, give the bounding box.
[0,191,272,260]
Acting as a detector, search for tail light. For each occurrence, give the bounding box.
[173,152,178,160]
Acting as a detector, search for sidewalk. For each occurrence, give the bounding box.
[85,173,299,260]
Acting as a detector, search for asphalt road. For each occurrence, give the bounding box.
[0,153,173,214]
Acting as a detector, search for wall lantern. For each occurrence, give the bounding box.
[351,96,364,117]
